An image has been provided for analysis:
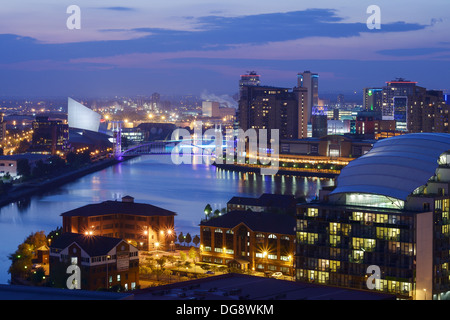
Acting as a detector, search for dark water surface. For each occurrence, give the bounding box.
[0,155,334,284]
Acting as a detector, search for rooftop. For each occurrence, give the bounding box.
[60,196,176,218]
[132,273,395,300]
[200,210,296,235]
[330,133,450,201]
[0,284,132,300]
[50,232,125,257]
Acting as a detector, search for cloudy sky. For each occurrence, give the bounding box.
[0,0,449,98]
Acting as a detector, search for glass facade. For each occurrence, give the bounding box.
[296,204,416,298]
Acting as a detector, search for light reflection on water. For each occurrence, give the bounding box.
[0,154,334,284]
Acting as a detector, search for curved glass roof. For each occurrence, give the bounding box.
[330,133,450,201]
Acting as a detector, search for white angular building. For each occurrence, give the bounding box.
[68,98,101,132]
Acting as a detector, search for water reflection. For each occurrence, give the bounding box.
[0,154,334,284]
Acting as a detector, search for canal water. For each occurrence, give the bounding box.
[0,155,334,284]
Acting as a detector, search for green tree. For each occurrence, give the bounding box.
[185,233,192,247]
[178,232,185,247]
[193,234,200,247]
[204,204,212,220]
[8,231,47,278]
[189,246,199,263]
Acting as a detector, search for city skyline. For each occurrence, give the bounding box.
[0,1,449,97]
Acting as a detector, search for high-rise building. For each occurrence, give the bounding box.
[297,71,319,123]
[238,85,308,139]
[239,71,260,99]
[381,79,419,131]
[408,89,449,134]
[363,88,383,112]
[295,133,450,300]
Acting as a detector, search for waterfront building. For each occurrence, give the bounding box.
[60,196,176,251]
[295,133,450,299]
[0,153,50,178]
[49,232,139,291]
[280,135,374,159]
[31,116,68,155]
[68,97,101,133]
[199,210,296,276]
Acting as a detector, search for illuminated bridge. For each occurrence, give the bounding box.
[117,139,228,158]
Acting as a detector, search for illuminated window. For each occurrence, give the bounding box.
[307,208,318,217]
[352,212,364,221]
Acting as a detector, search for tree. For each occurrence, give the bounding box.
[178,232,185,247]
[185,233,192,247]
[8,231,48,279]
[17,159,31,178]
[189,246,199,263]
[193,235,200,247]
[204,204,212,220]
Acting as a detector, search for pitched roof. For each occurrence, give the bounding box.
[199,210,296,235]
[60,200,176,217]
[50,232,124,257]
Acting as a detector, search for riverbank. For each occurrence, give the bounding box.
[213,163,340,178]
[0,157,131,208]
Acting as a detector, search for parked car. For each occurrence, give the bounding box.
[271,272,283,278]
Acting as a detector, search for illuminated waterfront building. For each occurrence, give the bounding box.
[295,133,450,299]
[49,232,139,291]
[199,210,296,276]
[60,196,176,251]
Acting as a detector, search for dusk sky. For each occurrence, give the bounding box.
[0,0,449,99]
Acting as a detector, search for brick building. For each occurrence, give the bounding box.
[199,210,296,276]
[60,196,176,251]
[49,232,139,291]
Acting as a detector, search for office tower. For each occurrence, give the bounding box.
[297,71,319,123]
[31,116,68,155]
[363,88,383,112]
[239,71,260,99]
[381,79,420,131]
[295,133,450,300]
[239,85,307,139]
